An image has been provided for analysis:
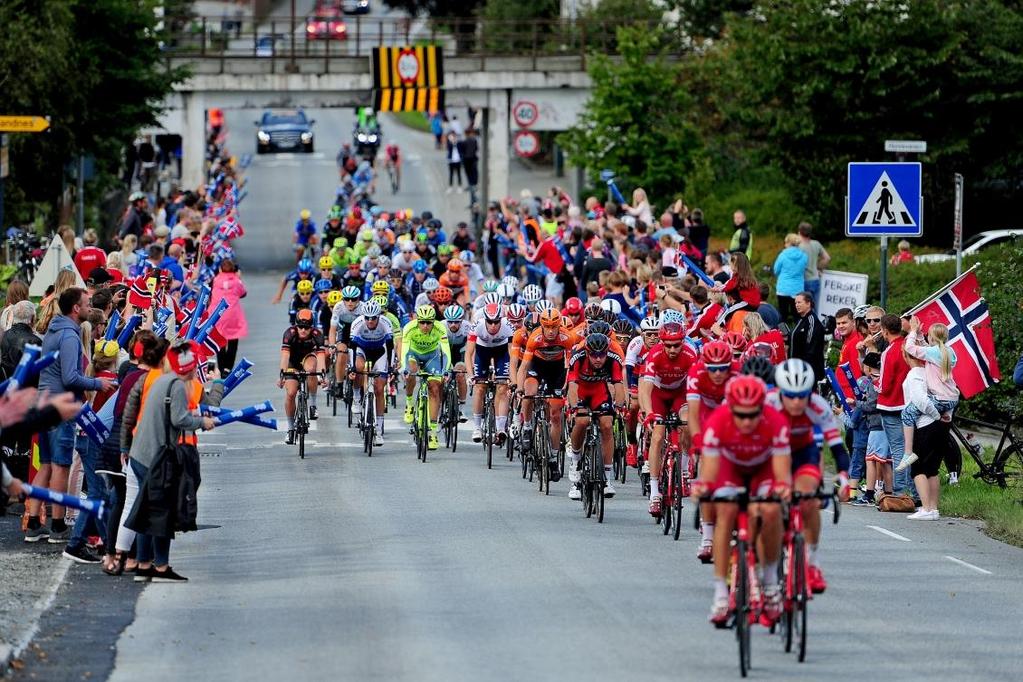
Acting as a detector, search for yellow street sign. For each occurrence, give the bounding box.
[0,116,50,133]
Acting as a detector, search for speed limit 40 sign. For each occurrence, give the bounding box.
[513,101,538,128]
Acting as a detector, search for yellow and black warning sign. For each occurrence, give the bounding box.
[372,45,444,112]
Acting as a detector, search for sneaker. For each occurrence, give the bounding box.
[47,527,70,545]
[604,481,616,498]
[309,406,318,421]
[472,428,483,443]
[133,565,155,583]
[458,413,468,424]
[709,596,730,627]
[808,564,827,594]
[151,566,189,583]
[568,462,581,484]
[649,494,663,517]
[626,444,638,468]
[548,459,561,483]
[428,431,439,450]
[761,586,783,624]
[697,542,713,564]
[62,545,101,564]
[641,461,650,475]
[403,404,414,424]
[948,472,959,486]
[568,485,582,501]
[24,526,50,543]
[851,495,875,506]
[285,430,296,446]
[374,433,384,447]
[907,509,939,520]
[895,452,918,472]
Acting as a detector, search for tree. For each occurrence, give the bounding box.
[558,26,701,210]
[674,0,753,41]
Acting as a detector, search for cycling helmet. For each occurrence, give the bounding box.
[400,240,416,253]
[775,358,815,394]
[853,304,871,320]
[376,255,391,268]
[701,340,732,365]
[359,229,374,242]
[371,295,389,309]
[437,244,453,256]
[361,301,382,318]
[539,308,562,329]
[319,256,333,270]
[611,319,635,337]
[584,302,603,321]
[346,260,362,271]
[482,279,500,293]
[368,204,382,216]
[422,278,440,293]
[659,321,685,342]
[432,286,453,304]
[535,299,555,313]
[444,305,465,322]
[501,275,519,290]
[660,309,684,326]
[587,320,612,337]
[412,260,428,274]
[446,259,463,273]
[722,331,748,355]
[389,267,403,278]
[506,303,527,322]
[296,280,314,295]
[366,245,381,259]
[483,292,502,306]
[297,258,314,274]
[333,237,346,249]
[563,297,583,316]
[314,278,332,293]
[522,284,543,304]
[327,290,343,306]
[341,285,361,300]
[370,280,390,296]
[459,250,474,263]
[300,209,311,220]
[327,205,343,220]
[601,309,619,325]
[295,309,314,327]
[741,355,775,384]
[483,302,502,322]
[498,282,517,300]
[416,305,436,321]
[600,298,622,315]
[585,333,610,354]
[726,375,767,409]
[748,341,773,358]
[374,219,388,230]
[524,312,541,333]
[640,316,661,333]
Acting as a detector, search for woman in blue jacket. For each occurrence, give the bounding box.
[773,232,808,324]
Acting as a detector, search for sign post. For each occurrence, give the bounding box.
[846,161,923,310]
[953,173,964,277]
[0,116,52,239]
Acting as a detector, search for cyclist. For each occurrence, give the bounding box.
[318,256,342,289]
[329,238,359,272]
[328,286,363,394]
[521,284,543,312]
[278,309,327,444]
[507,304,532,391]
[340,260,367,292]
[443,305,469,421]
[439,259,470,306]
[352,160,374,194]
[721,331,749,370]
[353,229,376,262]
[415,277,440,310]
[289,279,315,325]
[471,281,501,316]
[690,376,791,626]
[430,285,454,320]
[566,333,626,499]
[293,209,318,262]
[518,309,578,473]
[323,206,345,246]
[638,321,699,516]
[348,301,395,446]
[407,259,432,302]
[625,316,660,468]
[465,302,514,444]
[562,296,584,329]
[459,251,485,297]
[401,305,452,450]
[271,257,316,305]
[766,359,851,594]
[313,280,334,331]
[389,267,412,308]
[384,143,401,189]
[688,340,739,563]
[336,142,357,179]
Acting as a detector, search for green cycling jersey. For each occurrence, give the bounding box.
[401,319,451,370]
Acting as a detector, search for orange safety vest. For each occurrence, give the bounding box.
[133,371,203,445]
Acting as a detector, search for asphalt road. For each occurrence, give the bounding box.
[14,114,1023,681]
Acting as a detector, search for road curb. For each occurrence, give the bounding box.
[0,557,70,676]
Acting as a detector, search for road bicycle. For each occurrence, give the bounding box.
[951,414,1022,488]
[386,159,400,193]
[612,412,628,484]
[505,389,520,462]
[408,371,434,463]
[522,391,560,495]
[578,407,613,523]
[353,370,387,457]
[653,413,691,540]
[439,369,464,451]
[776,486,841,662]
[476,374,501,469]
[283,370,321,460]
[325,347,339,415]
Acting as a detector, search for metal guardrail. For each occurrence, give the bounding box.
[161,15,677,67]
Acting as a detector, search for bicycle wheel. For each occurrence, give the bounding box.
[297,392,308,460]
[365,394,375,457]
[782,544,794,653]
[332,377,339,417]
[345,380,354,428]
[793,533,808,662]
[535,429,548,494]
[661,466,672,536]
[418,391,430,462]
[486,401,495,470]
[672,452,684,541]
[996,445,1023,489]
[736,539,752,678]
[596,468,605,524]
[582,453,593,517]
[450,386,460,453]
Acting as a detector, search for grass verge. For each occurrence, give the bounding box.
[390,111,433,134]
[940,451,1023,547]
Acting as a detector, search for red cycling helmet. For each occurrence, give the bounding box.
[702,340,732,365]
[726,375,767,409]
[722,331,749,355]
[432,286,453,304]
[658,321,685,343]
[563,297,583,316]
[483,302,502,322]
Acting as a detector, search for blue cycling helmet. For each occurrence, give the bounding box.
[444,305,465,322]
[297,258,314,274]
[369,205,383,217]
[314,278,332,293]
[412,260,428,274]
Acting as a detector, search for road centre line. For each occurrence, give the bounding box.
[944,555,993,575]
[865,525,912,542]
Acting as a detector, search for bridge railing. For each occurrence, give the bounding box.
[160,14,680,66]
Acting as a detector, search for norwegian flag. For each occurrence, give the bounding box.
[911,270,1001,399]
[197,326,226,360]
[127,274,154,309]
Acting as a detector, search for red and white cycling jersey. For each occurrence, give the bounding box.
[701,404,790,468]
[764,390,843,451]
[467,318,515,347]
[686,361,736,410]
[640,342,698,391]
[624,335,651,369]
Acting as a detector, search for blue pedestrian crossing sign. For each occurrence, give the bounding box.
[846,162,923,237]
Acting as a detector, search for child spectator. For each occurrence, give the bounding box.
[858,352,890,503]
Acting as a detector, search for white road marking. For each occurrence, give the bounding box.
[944,555,993,575]
[865,525,912,542]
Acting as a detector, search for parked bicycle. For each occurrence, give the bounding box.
[951,414,1021,488]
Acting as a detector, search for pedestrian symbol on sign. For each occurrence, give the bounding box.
[853,171,916,228]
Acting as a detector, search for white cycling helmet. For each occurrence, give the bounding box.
[853,304,871,320]
[501,275,519,290]
[483,292,502,306]
[422,278,440,293]
[376,255,391,268]
[600,298,622,315]
[459,250,474,263]
[522,284,543,304]
[659,309,684,326]
[640,316,660,332]
[534,299,555,313]
[366,244,381,258]
[361,301,382,318]
[400,240,415,253]
[775,358,816,394]
[498,282,517,300]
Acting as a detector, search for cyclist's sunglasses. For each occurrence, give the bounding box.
[662,342,682,350]
[295,322,313,329]
[732,408,762,422]
[866,317,881,324]
[706,363,731,373]
[485,318,502,325]
[781,390,812,399]
[588,351,607,359]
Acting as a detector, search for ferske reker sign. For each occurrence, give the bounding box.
[818,270,869,319]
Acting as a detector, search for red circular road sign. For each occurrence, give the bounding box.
[513,101,539,128]
[513,131,540,157]
[397,48,420,85]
